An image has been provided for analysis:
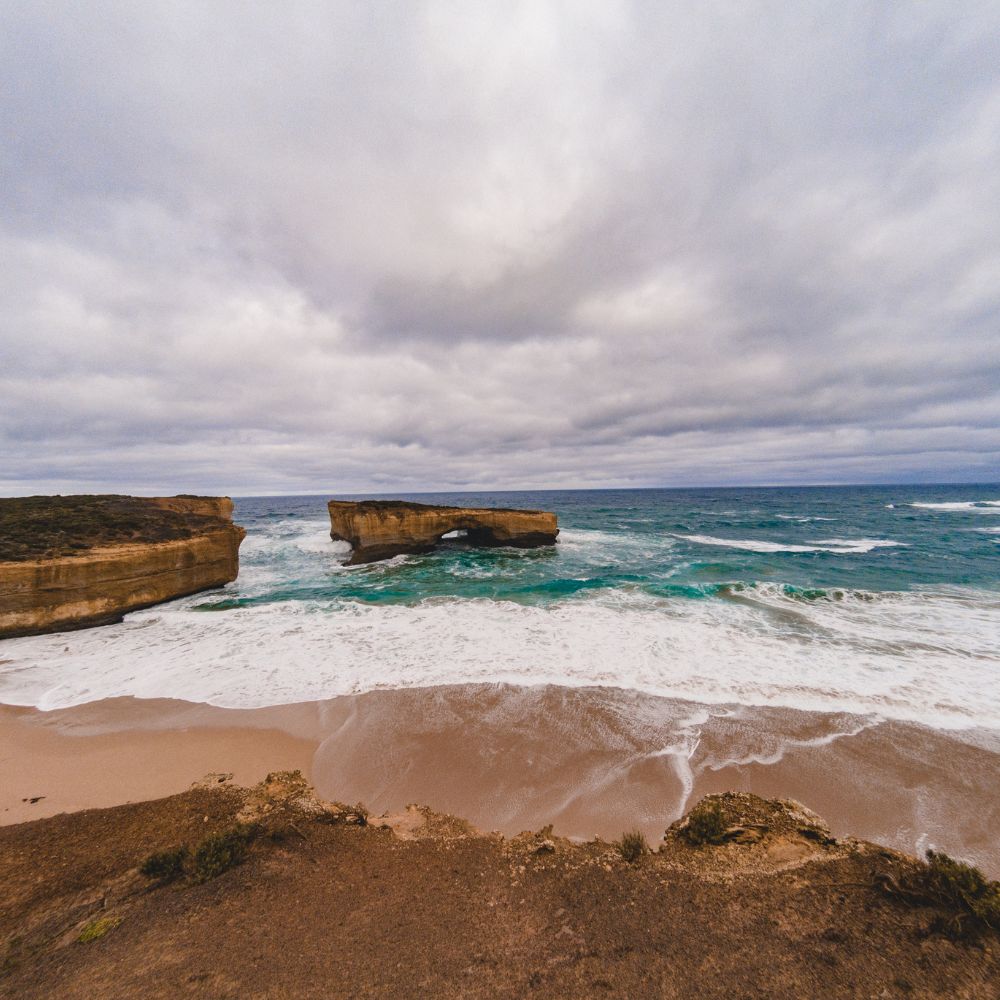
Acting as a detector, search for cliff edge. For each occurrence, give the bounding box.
[1,776,996,998]
[0,495,246,638]
[328,499,558,564]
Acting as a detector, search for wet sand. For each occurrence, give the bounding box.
[3,684,998,875]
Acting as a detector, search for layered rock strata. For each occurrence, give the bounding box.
[0,496,245,638]
[328,499,558,564]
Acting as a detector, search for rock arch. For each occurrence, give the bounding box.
[327,500,558,564]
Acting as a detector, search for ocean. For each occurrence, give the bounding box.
[1,485,998,730]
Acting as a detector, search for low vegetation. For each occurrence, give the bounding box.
[139,846,189,882]
[191,825,256,882]
[139,825,257,886]
[885,850,1000,938]
[77,917,121,944]
[684,798,728,845]
[0,495,224,561]
[616,830,649,863]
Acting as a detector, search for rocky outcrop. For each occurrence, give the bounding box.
[328,500,558,564]
[0,496,245,638]
[144,496,236,520]
[4,777,998,999]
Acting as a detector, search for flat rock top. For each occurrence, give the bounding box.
[0,495,234,563]
[327,499,549,515]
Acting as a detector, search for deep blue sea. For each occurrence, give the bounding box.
[2,485,998,728]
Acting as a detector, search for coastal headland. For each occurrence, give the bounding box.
[0,496,245,638]
[328,498,558,563]
[1,770,996,998]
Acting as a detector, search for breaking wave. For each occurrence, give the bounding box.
[674,534,902,554]
[1,585,997,730]
[907,501,1000,512]
[776,515,838,522]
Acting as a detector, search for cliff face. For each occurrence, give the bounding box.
[0,496,245,638]
[328,500,558,564]
[145,496,235,520]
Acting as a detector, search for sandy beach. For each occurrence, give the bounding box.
[4,683,998,876]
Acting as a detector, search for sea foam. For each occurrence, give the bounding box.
[907,501,1000,512]
[1,585,997,731]
[674,534,902,554]
[776,515,837,522]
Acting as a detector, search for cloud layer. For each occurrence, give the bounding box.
[2,1,999,494]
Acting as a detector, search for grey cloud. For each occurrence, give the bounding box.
[1,1,999,496]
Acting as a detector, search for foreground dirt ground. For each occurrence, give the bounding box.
[1,774,996,999]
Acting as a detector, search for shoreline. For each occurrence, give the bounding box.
[4,683,999,876]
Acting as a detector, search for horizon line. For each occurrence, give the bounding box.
[3,479,1000,500]
[228,479,1000,498]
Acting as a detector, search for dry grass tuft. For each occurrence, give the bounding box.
[617,830,649,863]
[140,846,189,882]
[77,917,122,944]
[192,825,256,882]
[684,799,727,846]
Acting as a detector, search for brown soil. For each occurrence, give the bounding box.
[0,496,228,562]
[1,775,995,999]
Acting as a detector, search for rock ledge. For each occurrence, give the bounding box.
[328,499,558,564]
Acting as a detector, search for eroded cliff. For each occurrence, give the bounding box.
[0,495,245,638]
[328,499,558,564]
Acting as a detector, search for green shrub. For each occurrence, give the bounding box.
[684,799,727,845]
[616,830,648,863]
[914,850,1000,937]
[191,825,256,882]
[77,917,121,943]
[139,846,189,882]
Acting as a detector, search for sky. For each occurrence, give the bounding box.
[2,1,999,496]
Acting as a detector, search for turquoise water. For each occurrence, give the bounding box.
[2,484,998,724]
[218,485,1000,609]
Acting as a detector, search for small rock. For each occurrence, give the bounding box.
[191,772,233,789]
[726,825,765,844]
[535,839,556,854]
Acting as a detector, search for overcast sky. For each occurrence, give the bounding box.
[2,2,998,496]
